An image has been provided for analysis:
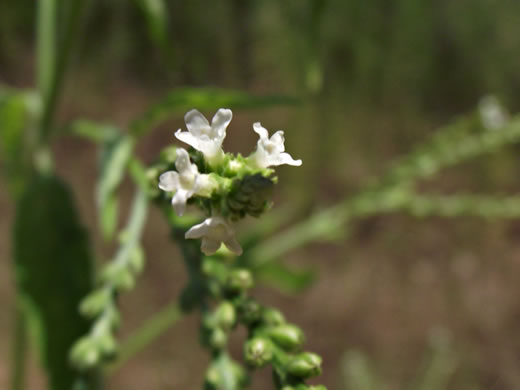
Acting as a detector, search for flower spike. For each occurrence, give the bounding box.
[175,108,232,166]
[249,122,302,168]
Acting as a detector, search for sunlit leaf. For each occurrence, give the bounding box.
[13,174,94,390]
[131,87,300,136]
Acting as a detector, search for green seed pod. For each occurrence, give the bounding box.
[262,308,286,326]
[226,269,254,293]
[214,301,236,330]
[286,352,322,378]
[244,337,273,367]
[204,366,220,390]
[267,324,304,351]
[238,298,263,325]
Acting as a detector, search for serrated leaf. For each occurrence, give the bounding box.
[13,174,94,390]
[131,87,300,136]
[256,261,316,294]
[97,134,135,239]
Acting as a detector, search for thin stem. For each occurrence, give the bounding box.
[105,304,183,374]
[10,306,27,390]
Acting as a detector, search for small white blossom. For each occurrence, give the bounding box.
[185,216,242,256]
[175,108,232,165]
[249,122,302,168]
[158,148,216,216]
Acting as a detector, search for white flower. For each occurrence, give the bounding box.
[249,122,302,168]
[175,108,232,165]
[185,216,242,256]
[158,148,216,216]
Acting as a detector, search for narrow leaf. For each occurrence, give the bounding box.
[13,174,94,390]
[256,261,316,294]
[131,87,300,137]
[97,134,135,239]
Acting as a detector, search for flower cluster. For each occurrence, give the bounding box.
[159,108,301,256]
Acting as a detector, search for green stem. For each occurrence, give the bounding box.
[10,306,27,390]
[105,304,183,374]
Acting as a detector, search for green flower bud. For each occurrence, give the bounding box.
[262,308,286,326]
[79,289,111,318]
[226,269,254,293]
[70,337,99,369]
[238,298,263,325]
[286,353,322,378]
[209,328,228,349]
[267,324,304,351]
[214,302,236,330]
[226,174,275,219]
[244,338,273,367]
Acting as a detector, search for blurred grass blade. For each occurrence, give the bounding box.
[97,134,135,239]
[256,261,317,294]
[13,175,94,390]
[131,87,300,137]
[0,91,41,197]
[341,350,381,390]
[132,0,169,48]
[70,120,120,143]
[412,331,457,390]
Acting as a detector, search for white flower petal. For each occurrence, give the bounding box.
[270,131,285,152]
[175,129,199,150]
[278,152,302,166]
[253,122,269,140]
[176,148,198,176]
[158,171,180,191]
[185,109,210,136]
[185,219,210,239]
[200,238,222,255]
[211,108,232,139]
[224,236,243,255]
[172,190,189,216]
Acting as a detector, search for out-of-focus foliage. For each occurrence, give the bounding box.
[13,175,94,390]
[3,0,520,111]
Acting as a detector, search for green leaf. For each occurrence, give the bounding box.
[69,120,119,143]
[97,134,135,240]
[256,261,316,294]
[132,0,168,48]
[0,90,41,196]
[131,87,300,137]
[13,174,94,390]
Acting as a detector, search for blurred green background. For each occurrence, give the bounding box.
[2,0,520,389]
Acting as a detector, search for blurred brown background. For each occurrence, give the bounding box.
[2,0,520,389]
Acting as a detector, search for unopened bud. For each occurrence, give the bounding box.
[262,308,285,326]
[214,302,236,330]
[226,269,254,293]
[267,324,304,351]
[209,328,228,349]
[286,352,322,378]
[244,338,273,367]
[238,298,263,325]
